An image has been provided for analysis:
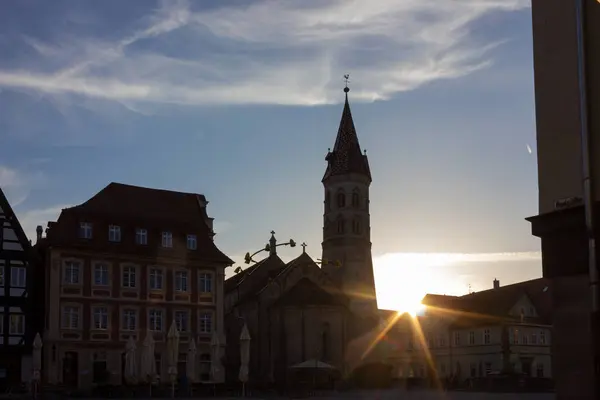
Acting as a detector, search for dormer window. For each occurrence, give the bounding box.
[162,231,173,248]
[136,228,147,245]
[108,225,121,242]
[187,234,197,250]
[79,222,93,239]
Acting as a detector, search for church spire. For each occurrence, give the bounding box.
[322,78,372,183]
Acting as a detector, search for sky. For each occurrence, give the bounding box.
[0,0,541,311]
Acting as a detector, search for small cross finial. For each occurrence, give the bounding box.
[301,242,307,253]
[343,74,350,93]
[270,230,276,236]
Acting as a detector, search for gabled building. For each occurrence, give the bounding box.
[382,278,553,383]
[0,188,41,391]
[224,233,351,386]
[36,182,233,390]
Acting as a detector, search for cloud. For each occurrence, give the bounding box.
[14,205,69,243]
[0,165,45,207]
[0,0,530,107]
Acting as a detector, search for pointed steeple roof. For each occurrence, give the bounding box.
[322,87,372,182]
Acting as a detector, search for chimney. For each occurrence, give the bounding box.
[36,225,43,243]
[493,279,500,289]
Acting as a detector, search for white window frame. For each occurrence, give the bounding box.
[93,263,109,286]
[9,314,25,335]
[135,228,147,245]
[186,234,197,250]
[93,306,109,330]
[122,309,137,331]
[108,225,121,242]
[174,270,188,292]
[199,312,212,334]
[483,329,491,345]
[61,305,80,329]
[199,273,213,293]
[149,268,163,290]
[453,332,460,346]
[162,231,173,248]
[64,261,81,285]
[10,266,26,288]
[148,309,163,331]
[174,310,189,332]
[468,331,475,345]
[122,266,136,289]
[79,222,93,239]
[540,330,546,344]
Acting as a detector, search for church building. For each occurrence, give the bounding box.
[224,85,380,386]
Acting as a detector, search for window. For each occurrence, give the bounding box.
[93,263,109,286]
[108,225,121,242]
[175,310,189,332]
[93,307,109,330]
[540,330,546,344]
[531,333,537,344]
[536,364,544,378]
[10,266,26,288]
[454,332,460,346]
[148,309,163,331]
[0,266,4,286]
[337,192,346,208]
[135,228,147,245]
[64,261,80,285]
[522,334,529,345]
[352,219,361,234]
[439,335,446,347]
[149,268,163,290]
[351,191,360,207]
[175,270,188,292]
[199,353,211,381]
[469,331,475,345]
[337,219,345,234]
[199,312,212,333]
[79,222,92,239]
[61,306,80,329]
[187,234,197,250]
[513,329,520,344]
[161,231,173,248]
[199,273,212,293]
[122,266,136,288]
[485,363,492,376]
[122,309,137,331]
[9,314,25,335]
[483,329,490,344]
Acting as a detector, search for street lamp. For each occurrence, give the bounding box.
[243,231,296,264]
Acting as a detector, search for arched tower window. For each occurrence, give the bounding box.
[337,219,345,234]
[325,191,331,211]
[352,218,361,234]
[352,189,360,207]
[337,191,346,208]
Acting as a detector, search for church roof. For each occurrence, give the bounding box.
[322,90,372,182]
[224,253,286,299]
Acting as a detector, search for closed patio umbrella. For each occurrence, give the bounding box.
[124,336,138,385]
[239,323,251,397]
[166,321,180,398]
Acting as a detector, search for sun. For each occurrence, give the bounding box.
[374,252,459,316]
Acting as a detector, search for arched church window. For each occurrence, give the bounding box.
[352,191,360,207]
[337,219,345,234]
[337,192,346,208]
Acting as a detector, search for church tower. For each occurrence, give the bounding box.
[321,83,377,315]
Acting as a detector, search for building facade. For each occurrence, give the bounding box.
[527,0,600,397]
[382,279,553,385]
[0,188,42,391]
[36,183,232,390]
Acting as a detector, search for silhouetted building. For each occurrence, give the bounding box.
[0,188,43,390]
[36,182,232,390]
[527,0,600,397]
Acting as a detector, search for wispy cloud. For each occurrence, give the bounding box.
[0,0,530,107]
[0,165,45,207]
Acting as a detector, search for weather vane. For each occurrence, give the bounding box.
[343,74,350,92]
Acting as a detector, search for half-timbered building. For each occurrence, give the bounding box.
[0,188,39,391]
